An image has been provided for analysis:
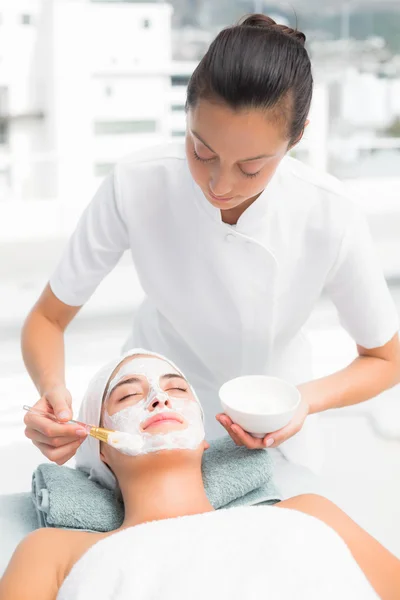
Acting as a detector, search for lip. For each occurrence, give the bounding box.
[208,189,234,203]
[142,412,184,431]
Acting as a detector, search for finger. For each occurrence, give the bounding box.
[227,429,245,446]
[215,413,230,422]
[216,415,244,446]
[25,415,86,439]
[44,391,73,421]
[31,389,72,421]
[263,424,299,448]
[32,439,83,465]
[216,413,234,428]
[24,395,70,425]
[25,396,56,418]
[24,427,86,447]
[230,424,265,450]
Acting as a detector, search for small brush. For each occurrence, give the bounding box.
[23,405,114,443]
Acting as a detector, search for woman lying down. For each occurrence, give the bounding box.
[1,350,399,600]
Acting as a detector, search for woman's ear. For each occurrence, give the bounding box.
[288,120,310,150]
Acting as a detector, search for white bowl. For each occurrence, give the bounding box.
[219,375,301,438]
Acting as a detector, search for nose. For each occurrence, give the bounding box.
[149,391,170,411]
[209,165,233,198]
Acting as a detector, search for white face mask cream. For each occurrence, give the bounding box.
[102,356,205,456]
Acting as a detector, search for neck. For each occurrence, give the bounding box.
[119,452,214,528]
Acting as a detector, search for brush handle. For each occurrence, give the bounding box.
[22,405,91,431]
[23,405,115,443]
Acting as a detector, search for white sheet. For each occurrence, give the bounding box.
[57,505,378,600]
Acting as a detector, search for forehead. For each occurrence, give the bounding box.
[188,99,288,157]
[112,355,179,381]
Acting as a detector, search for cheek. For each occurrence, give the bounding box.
[185,134,211,187]
[237,161,280,196]
[177,399,203,426]
[103,403,144,433]
[186,153,208,188]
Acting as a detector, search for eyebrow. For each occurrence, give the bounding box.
[160,374,187,382]
[110,373,186,394]
[109,376,143,395]
[191,130,274,162]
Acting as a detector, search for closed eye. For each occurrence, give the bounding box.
[194,148,262,178]
[239,168,262,179]
[193,149,216,163]
[165,387,190,397]
[119,393,141,402]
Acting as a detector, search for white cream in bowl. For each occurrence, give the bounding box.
[219,375,301,437]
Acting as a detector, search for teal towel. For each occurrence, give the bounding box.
[202,436,281,509]
[31,436,282,532]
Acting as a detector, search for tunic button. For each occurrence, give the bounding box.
[225,233,236,243]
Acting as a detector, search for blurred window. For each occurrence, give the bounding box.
[171,75,190,87]
[143,18,151,29]
[171,130,185,137]
[21,14,32,25]
[171,104,185,112]
[0,120,8,145]
[105,86,113,97]
[94,120,157,135]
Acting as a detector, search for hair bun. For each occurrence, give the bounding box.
[240,13,306,46]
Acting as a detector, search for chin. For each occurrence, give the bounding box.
[206,194,241,209]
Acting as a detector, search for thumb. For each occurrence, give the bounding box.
[43,386,73,421]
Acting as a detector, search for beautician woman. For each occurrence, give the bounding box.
[23,15,400,493]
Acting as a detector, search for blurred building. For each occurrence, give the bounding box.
[0,1,44,201]
[0,0,174,239]
[1,0,172,198]
[0,0,400,278]
[168,60,195,137]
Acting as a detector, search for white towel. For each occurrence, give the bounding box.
[57,506,378,600]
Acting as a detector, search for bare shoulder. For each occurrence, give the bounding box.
[18,526,90,557]
[276,493,352,529]
[0,528,109,600]
[61,529,112,579]
[277,494,400,599]
[28,528,112,579]
[277,493,338,513]
[276,493,369,545]
[6,528,81,578]
[0,528,67,600]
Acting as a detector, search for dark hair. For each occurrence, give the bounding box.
[186,14,313,146]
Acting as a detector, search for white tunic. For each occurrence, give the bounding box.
[50,142,399,473]
[57,506,378,600]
